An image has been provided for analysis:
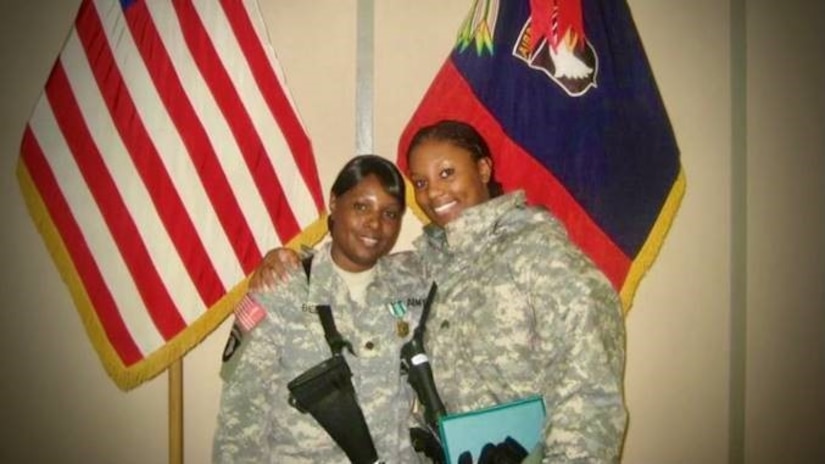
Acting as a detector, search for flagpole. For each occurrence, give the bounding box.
[355,0,375,155]
[169,359,183,464]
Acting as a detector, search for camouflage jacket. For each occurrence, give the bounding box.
[413,191,628,463]
[212,243,431,463]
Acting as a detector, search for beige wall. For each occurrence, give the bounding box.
[745,1,825,462]
[0,1,822,463]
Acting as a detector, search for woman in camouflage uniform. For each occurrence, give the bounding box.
[254,121,628,463]
[212,155,431,463]
[405,120,627,463]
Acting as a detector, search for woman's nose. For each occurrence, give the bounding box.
[423,180,444,199]
[363,210,380,229]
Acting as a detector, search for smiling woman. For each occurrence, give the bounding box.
[403,119,627,462]
[406,120,503,227]
[328,155,406,272]
[212,154,432,463]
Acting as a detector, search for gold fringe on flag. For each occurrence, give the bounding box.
[620,168,687,314]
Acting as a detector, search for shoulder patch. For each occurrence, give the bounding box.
[222,323,244,363]
[235,295,267,332]
[221,295,266,365]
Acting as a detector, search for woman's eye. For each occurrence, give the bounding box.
[353,202,368,212]
[439,168,454,179]
[412,179,427,190]
[383,210,400,221]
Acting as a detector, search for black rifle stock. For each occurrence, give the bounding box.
[286,289,380,464]
[287,354,379,464]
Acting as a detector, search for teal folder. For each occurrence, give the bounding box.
[437,395,546,464]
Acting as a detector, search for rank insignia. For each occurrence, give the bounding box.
[396,320,410,338]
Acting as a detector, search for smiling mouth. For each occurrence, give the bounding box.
[433,201,457,215]
[359,236,379,247]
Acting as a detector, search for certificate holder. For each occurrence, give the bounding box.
[438,395,546,464]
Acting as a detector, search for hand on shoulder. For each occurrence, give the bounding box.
[249,247,302,292]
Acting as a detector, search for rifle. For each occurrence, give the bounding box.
[286,258,382,464]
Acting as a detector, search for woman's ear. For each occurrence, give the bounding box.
[328,194,338,215]
[478,157,493,184]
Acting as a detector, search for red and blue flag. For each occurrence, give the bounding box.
[398,0,685,311]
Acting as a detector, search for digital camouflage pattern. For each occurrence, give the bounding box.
[212,243,430,463]
[414,191,628,463]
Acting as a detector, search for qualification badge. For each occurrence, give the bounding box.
[387,300,409,338]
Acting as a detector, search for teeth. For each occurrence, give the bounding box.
[361,237,378,247]
[434,201,456,214]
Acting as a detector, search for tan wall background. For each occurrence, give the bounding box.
[0,1,822,463]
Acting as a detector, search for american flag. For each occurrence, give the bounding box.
[17,0,325,390]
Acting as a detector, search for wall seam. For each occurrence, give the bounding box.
[729,0,747,462]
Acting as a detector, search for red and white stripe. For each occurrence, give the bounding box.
[234,295,267,333]
[20,0,323,370]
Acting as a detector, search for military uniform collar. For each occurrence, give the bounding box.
[304,242,405,308]
[418,191,527,254]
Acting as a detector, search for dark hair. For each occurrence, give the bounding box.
[405,120,504,198]
[330,154,406,210]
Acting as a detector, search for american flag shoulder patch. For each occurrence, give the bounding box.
[234,294,267,333]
